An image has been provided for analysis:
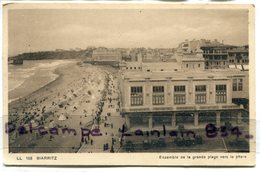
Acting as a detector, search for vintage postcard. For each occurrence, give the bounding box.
[2,3,255,166]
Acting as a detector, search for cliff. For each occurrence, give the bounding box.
[9,49,93,61]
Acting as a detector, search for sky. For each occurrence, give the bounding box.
[8,9,249,56]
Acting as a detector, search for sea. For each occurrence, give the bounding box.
[8,60,74,103]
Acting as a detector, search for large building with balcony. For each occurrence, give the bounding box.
[177,39,249,70]
[227,46,249,66]
[200,44,235,69]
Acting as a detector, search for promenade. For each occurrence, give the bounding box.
[78,67,125,153]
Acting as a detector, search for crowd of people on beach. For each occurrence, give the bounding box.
[8,64,123,153]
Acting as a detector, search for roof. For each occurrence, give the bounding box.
[142,59,177,63]
[228,49,248,53]
[122,68,248,81]
[181,57,204,62]
[200,44,235,48]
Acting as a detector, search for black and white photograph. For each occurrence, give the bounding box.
[2,3,255,166]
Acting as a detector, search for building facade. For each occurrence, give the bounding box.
[227,46,249,66]
[200,44,235,69]
[119,67,248,131]
[177,39,249,70]
[91,48,122,67]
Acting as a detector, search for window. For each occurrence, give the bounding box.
[233,79,243,91]
[174,85,186,104]
[174,85,185,92]
[152,86,164,105]
[216,85,227,103]
[233,79,237,91]
[195,85,206,104]
[195,85,206,92]
[130,86,143,106]
[134,67,136,69]
[186,64,189,68]
[238,79,243,91]
[130,67,132,69]
[198,64,200,68]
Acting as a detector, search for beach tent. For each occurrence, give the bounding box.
[58,114,66,121]
[57,114,67,127]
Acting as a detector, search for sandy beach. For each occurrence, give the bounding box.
[8,60,75,103]
[7,61,122,153]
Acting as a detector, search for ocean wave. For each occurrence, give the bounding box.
[8,97,20,104]
[36,60,74,69]
[8,60,71,102]
[8,79,26,92]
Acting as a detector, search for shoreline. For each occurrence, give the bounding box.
[8,61,75,106]
[8,68,62,105]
